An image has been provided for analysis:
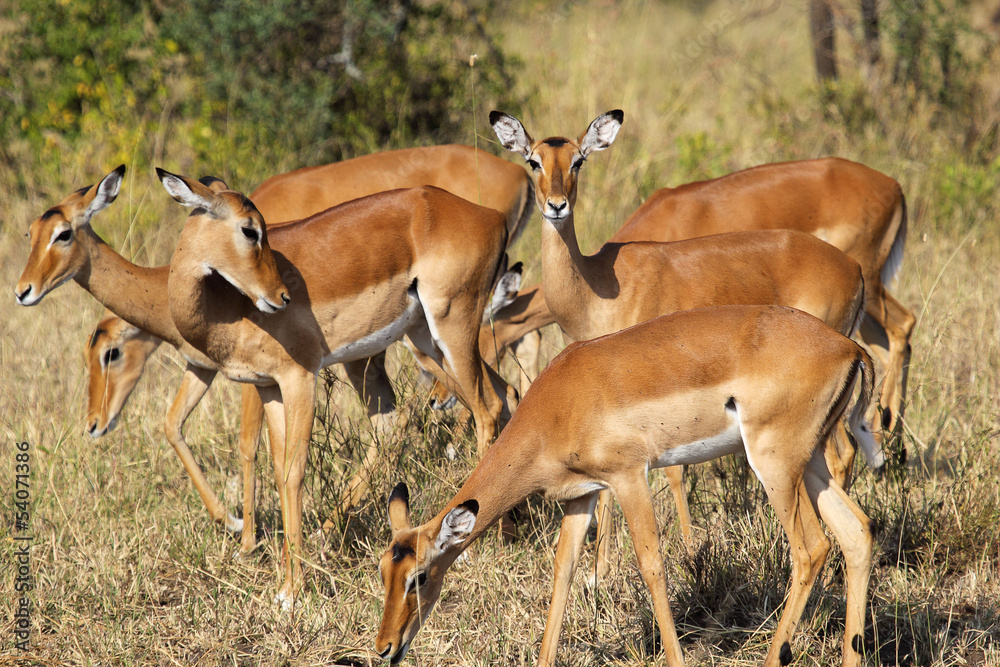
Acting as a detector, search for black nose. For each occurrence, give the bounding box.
[377,644,393,660]
[549,201,566,212]
[15,286,31,302]
[281,292,291,305]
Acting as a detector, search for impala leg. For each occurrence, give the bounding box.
[340,353,398,512]
[613,474,685,667]
[804,452,873,667]
[825,423,856,492]
[164,366,242,532]
[591,489,613,585]
[238,384,264,554]
[748,436,830,667]
[274,375,317,609]
[538,493,598,667]
[512,329,542,396]
[859,286,915,440]
[257,386,289,593]
[593,464,691,585]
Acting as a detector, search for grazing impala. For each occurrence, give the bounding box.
[376,305,878,667]
[157,170,515,607]
[489,110,883,580]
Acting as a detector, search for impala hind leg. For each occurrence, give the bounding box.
[410,297,509,454]
[238,384,265,554]
[613,474,685,667]
[803,451,873,667]
[747,435,831,667]
[538,493,598,667]
[340,353,399,512]
[512,328,542,395]
[859,287,915,442]
[164,366,243,532]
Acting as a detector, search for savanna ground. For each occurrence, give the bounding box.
[2,0,1000,665]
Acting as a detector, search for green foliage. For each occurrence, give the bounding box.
[0,0,523,178]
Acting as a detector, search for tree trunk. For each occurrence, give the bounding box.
[809,0,838,81]
[860,0,881,65]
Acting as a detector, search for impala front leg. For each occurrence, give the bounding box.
[538,493,598,666]
[273,373,317,609]
[163,365,241,532]
[238,384,265,554]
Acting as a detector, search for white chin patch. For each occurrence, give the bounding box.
[255,297,279,313]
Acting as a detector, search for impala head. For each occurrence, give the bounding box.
[84,313,161,438]
[15,165,126,306]
[156,168,290,314]
[489,110,623,222]
[375,483,479,663]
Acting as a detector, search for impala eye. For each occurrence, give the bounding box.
[55,229,72,243]
[241,226,259,243]
[527,159,541,171]
[103,347,121,366]
[408,570,429,593]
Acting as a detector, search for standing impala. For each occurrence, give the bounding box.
[376,305,877,667]
[612,157,913,439]
[489,110,883,580]
[72,145,533,555]
[157,170,515,607]
[14,167,453,545]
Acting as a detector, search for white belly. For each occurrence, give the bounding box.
[320,295,422,367]
[652,419,743,468]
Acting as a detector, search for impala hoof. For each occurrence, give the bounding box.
[225,514,244,534]
[274,590,296,612]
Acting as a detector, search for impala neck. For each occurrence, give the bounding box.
[74,227,178,345]
[540,211,610,339]
[167,254,247,364]
[427,422,548,556]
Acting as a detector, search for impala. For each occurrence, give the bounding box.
[490,110,884,580]
[434,156,913,441]
[612,157,913,438]
[376,305,877,667]
[74,145,533,554]
[158,170,515,607]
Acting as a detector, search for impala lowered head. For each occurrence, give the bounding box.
[84,313,162,438]
[375,483,479,664]
[15,165,126,306]
[489,109,623,222]
[156,168,290,314]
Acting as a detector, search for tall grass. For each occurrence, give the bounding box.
[2,0,999,665]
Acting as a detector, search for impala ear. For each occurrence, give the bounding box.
[434,499,478,552]
[79,164,125,227]
[156,167,219,212]
[198,175,230,193]
[489,111,534,160]
[388,483,411,537]
[579,110,623,157]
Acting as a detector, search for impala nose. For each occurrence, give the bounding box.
[14,286,31,304]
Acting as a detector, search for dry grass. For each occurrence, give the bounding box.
[2,0,1000,665]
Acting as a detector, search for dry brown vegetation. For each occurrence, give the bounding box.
[2,1,999,665]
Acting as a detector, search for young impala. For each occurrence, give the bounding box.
[376,305,877,667]
[489,110,884,580]
[157,170,516,607]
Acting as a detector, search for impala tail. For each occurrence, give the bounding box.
[882,192,907,287]
[847,350,885,470]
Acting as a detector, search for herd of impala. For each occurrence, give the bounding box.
[14,110,915,667]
